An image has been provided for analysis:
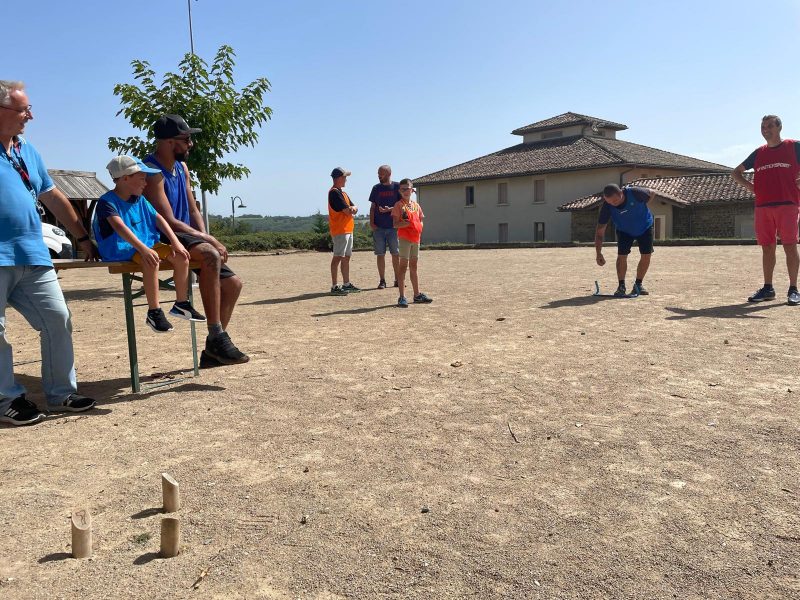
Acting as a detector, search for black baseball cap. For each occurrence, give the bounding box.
[154,114,202,140]
[331,167,351,178]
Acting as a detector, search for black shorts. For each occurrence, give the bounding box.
[617,226,654,255]
[162,232,237,280]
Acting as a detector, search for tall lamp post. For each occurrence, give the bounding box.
[231,196,246,231]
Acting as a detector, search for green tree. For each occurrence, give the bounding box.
[108,45,272,195]
[312,211,329,234]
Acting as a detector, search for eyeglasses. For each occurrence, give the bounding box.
[0,104,32,115]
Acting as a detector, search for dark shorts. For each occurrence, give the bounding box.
[162,231,237,280]
[617,226,654,255]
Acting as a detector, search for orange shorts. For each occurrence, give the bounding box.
[131,242,172,264]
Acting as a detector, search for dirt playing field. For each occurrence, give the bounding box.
[0,246,798,599]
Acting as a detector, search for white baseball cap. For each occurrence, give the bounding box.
[107,156,160,179]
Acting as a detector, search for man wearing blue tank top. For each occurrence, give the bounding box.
[594,184,656,297]
[143,115,248,367]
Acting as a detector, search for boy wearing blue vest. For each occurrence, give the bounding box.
[93,156,205,332]
[594,184,657,296]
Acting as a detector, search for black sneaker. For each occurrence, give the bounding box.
[377,279,387,289]
[330,285,348,296]
[413,293,433,303]
[632,282,649,296]
[51,393,96,413]
[613,284,627,297]
[748,287,776,302]
[199,350,224,369]
[205,332,250,365]
[169,301,206,322]
[146,308,174,332]
[788,288,800,306]
[1,395,45,426]
[342,282,361,293]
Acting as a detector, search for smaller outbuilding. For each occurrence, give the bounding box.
[559,172,755,241]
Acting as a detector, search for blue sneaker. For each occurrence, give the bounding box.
[632,282,648,296]
[748,287,776,302]
[788,288,800,306]
[397,296,408,308]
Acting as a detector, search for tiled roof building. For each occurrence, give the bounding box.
[414,112,732,244]
[560,173,755,241]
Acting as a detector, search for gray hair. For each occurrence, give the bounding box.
[762,114,782,128]
[0,80,25,106]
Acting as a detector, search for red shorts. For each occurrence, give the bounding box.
[755,204,800,246]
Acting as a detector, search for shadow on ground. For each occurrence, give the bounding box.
[312,304,398,317]
[242,292,332,306]
[539,295,633,309]
[664,302,784,320]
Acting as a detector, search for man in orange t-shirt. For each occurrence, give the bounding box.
[391,178,433,308]
[328,167,360,295]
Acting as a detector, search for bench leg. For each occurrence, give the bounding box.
[122,273,141,393]
[188,281,199,376]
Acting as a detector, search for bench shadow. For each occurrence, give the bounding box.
[312,304,398,317]
[15,373,225,406]
[664,302,782,320]
[539,295,625,309]
[243,292,332,306]
[63,287,125,302]
[38,552,72,563]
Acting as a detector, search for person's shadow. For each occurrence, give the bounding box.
[242,292,332,306]
[539,295,629,309]
[664,302,782,320]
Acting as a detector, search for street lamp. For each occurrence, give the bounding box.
[231,196,246,231]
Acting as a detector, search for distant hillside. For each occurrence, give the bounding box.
[209,214,369,232]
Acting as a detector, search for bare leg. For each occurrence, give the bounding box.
[219,275,242,330]
[331,256,342,286]
[636,253,651,281]
[165,253,190,303]
[616,254,628,283]
[409,258,420,297]
[189,243,222,325]
[341,256,351,284]
[784,243,799,287]
[141,261,160,309]
[391,254,400,283]
[398,258,409,298]
[376,254,385,281]
[762,244,777,284]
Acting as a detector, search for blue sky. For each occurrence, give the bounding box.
[12,0,800,217]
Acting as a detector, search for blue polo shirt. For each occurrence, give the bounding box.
[598,186,653,236]
[92,191,160,261]
[0,137,54,267]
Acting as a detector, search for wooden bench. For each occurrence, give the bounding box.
[53,258,201,393]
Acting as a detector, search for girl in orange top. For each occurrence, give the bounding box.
[391,179,433,307]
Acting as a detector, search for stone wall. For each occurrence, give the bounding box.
[672,203,752,238]
[571,202,753,241]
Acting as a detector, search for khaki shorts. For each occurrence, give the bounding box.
[332,233,353,257]
[398,238,420,259]
[132,242,172,264]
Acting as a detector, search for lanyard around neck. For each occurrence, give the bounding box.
[2,140,45,214]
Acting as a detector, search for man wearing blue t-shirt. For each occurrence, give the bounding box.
[0,80,99,426]
[595,184,656,296]
[368,165,400,289]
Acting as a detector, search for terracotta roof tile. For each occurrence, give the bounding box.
[414,136,729,186]
[511,112,627,135]
[558,172,754,211]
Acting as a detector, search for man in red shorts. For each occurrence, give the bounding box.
[733,115,800,305]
